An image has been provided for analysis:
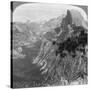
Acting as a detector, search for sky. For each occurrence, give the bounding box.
[13,2,88,23]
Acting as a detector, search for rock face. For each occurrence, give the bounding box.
[62,10,72,25]
[54,10,73,43]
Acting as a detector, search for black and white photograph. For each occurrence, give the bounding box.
[11,1,88,88]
